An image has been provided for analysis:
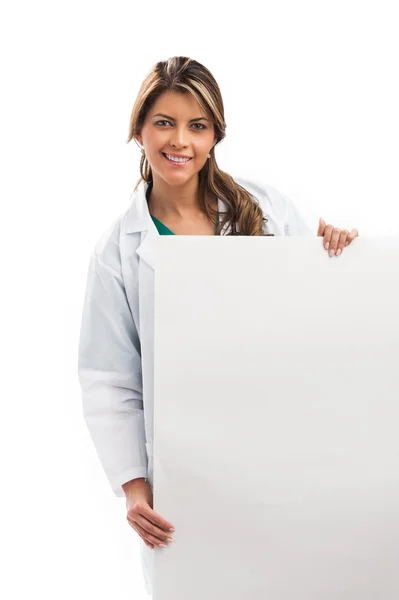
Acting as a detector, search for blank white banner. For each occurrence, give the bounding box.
[153,236,399,600]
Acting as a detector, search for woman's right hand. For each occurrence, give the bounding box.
[124,478,175,550]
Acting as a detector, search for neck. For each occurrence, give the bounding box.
[147,174,207,219]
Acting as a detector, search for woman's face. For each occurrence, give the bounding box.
[136,90,217,185]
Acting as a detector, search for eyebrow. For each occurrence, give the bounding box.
[152,113,210,122]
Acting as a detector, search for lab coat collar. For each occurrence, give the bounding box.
[124,180,230,270]
[124,180,155,234]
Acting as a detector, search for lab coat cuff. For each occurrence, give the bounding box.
[112,467,148,498]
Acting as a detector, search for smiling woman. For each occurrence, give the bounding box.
[126,56,274,237]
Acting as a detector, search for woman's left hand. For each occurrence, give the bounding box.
[317,218,359,256]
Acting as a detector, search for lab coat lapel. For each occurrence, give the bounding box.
[125,181,158,271]
[136,226,157,271]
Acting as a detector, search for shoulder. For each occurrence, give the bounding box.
[233,176,287,216]
[232,176,313,237]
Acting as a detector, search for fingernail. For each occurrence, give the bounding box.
[336,249,341,256]
[169,527,175,532]
[159,543,166,548]
[329,249,335,256]
[325,242,329,250]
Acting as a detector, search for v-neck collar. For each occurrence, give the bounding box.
[150,214,175,235]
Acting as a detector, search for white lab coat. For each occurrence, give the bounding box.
[77,176,313,595]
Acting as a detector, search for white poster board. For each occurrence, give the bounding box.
[153,236,399,599]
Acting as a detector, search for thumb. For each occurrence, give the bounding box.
[317,218,325,236]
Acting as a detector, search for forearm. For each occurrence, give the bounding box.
[122,477,147,495]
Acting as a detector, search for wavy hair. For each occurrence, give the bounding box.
[126,56,273,236]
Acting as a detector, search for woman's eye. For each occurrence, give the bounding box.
[155,120,206,130]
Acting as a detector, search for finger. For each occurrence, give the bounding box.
[317,218,326,237]
[129,512,174,544]
[126,519,156,549]
[131,520,170,548]
[328,228,342,255]
[132,523,156,549]
[128,502,175,533]
[323,223,334,249]
[144,540,154,549]
[127,501,175,537]
[345,228,359,246]
[335,230,349,256]
[139,533,154,550]
[140,534,154,549]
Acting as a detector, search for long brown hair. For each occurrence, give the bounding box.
[126,56,273,236]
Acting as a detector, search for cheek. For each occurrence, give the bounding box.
[144,129,165,147]
[147,136,167,159]
[193,137,213,156]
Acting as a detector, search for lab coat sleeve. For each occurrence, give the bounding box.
[77,251,147,498]
[282,193,314,237]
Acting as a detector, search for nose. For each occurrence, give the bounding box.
[169,125,189,148]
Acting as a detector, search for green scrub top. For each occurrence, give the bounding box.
[151,213,220,235]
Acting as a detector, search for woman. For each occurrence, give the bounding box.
[77,56,359,596]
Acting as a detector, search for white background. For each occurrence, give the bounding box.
[1,0,398,598]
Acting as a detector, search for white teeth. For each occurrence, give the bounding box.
[165,153,191,163]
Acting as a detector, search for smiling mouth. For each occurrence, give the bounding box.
[162,152,193,163]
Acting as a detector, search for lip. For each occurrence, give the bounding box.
[162,152,192,158]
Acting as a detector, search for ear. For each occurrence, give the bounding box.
[135,136,142,147]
